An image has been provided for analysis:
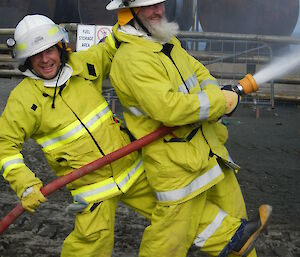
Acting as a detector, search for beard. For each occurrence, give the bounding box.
[142,17,179,42]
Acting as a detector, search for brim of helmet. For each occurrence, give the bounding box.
[16,41,58,60]
[106,0,166,10]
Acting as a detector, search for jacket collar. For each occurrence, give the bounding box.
[24,53,85,95]
[23,64,73,88]
[113,23,164,53]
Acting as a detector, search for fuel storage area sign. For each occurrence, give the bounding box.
[76,24,112,51]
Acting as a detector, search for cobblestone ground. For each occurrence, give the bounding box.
[0,78,300,257]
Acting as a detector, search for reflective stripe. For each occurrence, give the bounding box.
[48,26,59,36]
[128,106,146,116]
[194,209,228,247]
[155,164,223,202]
[72,177,121,203]
[197,92,210,121]
[199,79,219,90]
[37,102,112,152]
[227,155,240,171]
[115,157,144,192]
[71,157,144,203]
[0,154,25,178]
[16,43,27,51]
[178,74,198,94]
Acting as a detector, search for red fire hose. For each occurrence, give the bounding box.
[0,73,259,235]
[0,126,176,235]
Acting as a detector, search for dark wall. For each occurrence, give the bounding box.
[198,0,299,36]
[1,0,299,36]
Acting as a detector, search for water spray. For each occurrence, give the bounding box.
[253,48,300,86]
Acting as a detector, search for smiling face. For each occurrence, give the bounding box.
[30,45,61,79]
[136,2,179,43]
[138,3,165,26]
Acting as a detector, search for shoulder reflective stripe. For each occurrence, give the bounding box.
[37,102,112,152]
[197,92,210,121]
[128,106,146,117]
[115,157,144,192]
[199,79,219,90]
[194,209,228,247]
[71,177,121,203]
[155,164,222,202]
[0,154,25,178]
[178,74,198,94]
[71,157,144,202]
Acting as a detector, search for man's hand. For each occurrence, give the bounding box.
[21,183,47,213]
[221,88,240,115]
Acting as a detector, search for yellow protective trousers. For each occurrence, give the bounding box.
[139,167,257,257]
[60,172,156,257]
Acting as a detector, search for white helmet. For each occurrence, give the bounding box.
[106,0,166,10]
[13,15,69,62]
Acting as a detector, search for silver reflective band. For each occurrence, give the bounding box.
[199,79,219,90]
[117,158,143,189]
[71,157,143,202]
[197,92,210,121]
[178,74,198,94]
[1,158,24,174]
[74,181,118,200]
[40,106,111,149]
[194,209,228,247]
[128,106,146,116]
[155,164,222,202]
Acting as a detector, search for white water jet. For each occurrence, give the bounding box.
[253,47,300,85]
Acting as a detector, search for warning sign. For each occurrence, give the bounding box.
[96,26,113,44]
[76,25,113,51]
[76,24,96,51]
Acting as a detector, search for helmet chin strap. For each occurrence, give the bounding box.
[51,42,68,109]
[51,63,64,109]
[129,7,152,36]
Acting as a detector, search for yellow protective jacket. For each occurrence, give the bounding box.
[110,24,237,205]
[0,39,143,203]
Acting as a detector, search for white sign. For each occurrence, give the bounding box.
[76,25,113,51]
[96,26,113,44]
[76,24,96,51]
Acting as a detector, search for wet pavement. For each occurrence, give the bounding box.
[0,78,299,257]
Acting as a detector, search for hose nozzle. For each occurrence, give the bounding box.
[236,73,258,95]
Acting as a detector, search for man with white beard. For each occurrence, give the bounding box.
[106,1,272,256]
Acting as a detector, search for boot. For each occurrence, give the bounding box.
[232,204,272,256]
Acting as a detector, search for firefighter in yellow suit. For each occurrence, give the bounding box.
[106,0,272,256]
[0,15,156,257]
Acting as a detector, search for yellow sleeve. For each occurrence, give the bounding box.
[111,47,225,127]
[0,87,42,198]
[72,34,116,80]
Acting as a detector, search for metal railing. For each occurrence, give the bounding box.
[178,31,300,107]
[178,31,274,107]
[1,26,300,106]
